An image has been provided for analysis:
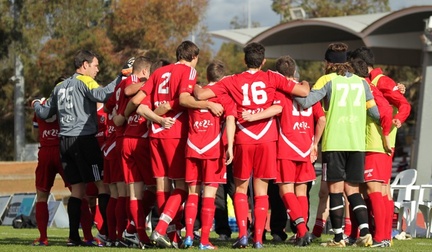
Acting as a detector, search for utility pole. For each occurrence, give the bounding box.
[12,0,25,160]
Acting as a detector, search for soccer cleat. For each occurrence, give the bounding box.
[252,242,263,249]
[83,239,103,247]
[139,241,155,249]
[199,243,217,250]
[355,233,373,247]
[32,238,48,246]
[115,239,130,247]
[343,234,357,246]
[320,239,346,247]
[169,231,183,249]
[104,239,114,247]
[217,234,230,241]
[232,235,248,248]
[194,230,201,241]
[150,230,172,248]
[371,239,386,247]
[182,236,194,248]
[308,233,321,243]
[66,239,84,247]
[295,233,311,247]
[96,232,107,244]
[123,230,140,246]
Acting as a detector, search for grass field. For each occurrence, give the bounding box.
[0,226,431,251]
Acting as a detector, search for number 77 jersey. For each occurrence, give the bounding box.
[207,70,297,144]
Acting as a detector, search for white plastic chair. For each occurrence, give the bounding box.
[391,169,420,236]
[417,184,432,238]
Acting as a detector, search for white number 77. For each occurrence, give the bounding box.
[336,83,363,107]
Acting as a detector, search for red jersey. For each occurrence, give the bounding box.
[276,92,325,161]
[141,63,197,139]
[367,68,411,123]
[368,84,393,136]
[106,74,140,137]
[33,113,59,147]
[207,70,296,144]
[124,95,150,138]
[186,93,236,159]
[95,104,107,148]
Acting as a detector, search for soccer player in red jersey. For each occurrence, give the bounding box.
[126,41,223,248]
[112,56,156,248]
[32,79,65,246]
[194,43,310,248]
[181,60,236,250]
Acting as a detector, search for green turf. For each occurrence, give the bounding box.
[0,226,431,251]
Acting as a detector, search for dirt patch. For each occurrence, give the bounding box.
[0,161,69,200]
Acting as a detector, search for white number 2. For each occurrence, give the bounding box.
[241,81,267,106]
[158,72,171,94]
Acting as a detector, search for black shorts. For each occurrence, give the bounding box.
[60,135,104,185]
[321,151,365,183]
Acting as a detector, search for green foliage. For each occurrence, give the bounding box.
[0,0,210,160]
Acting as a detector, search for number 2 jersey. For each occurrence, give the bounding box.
[140,63,197,139]
[207,70,297,145]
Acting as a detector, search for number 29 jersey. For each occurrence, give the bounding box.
[207,70,296,144]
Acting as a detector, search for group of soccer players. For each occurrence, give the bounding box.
[31,39,410,249]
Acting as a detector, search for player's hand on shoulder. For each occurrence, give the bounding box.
[208,101,223,117]
[31,97,45,108]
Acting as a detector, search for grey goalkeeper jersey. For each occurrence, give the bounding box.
[34,73,121,136]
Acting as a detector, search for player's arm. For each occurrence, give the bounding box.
[241,105,282,122]
[136,104,175,129]
[33,96,56,120]
[179,92,223,117]
[194,84,217,100]
[153,99,180,116]
[124,81,145,96]
[225,115,236,165]
[290,80,310,97]
[311,114,326,163]
[364,81,381,123]
[124,90,146,117]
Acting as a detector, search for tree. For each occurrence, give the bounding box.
[0,0,211,160]
[272,0,390,21]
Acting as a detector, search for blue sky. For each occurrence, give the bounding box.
[203,0,432,53]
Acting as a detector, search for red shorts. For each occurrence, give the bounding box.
[35,145,67,192]
[185,158,226,184]
[122,137,155,186]
[103,150,124,184]
[150,138,186,180]
[275,159,316,184]
[364,152,393,183]
[232,141,277,180]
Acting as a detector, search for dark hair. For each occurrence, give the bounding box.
[132,56,153,73]
[275,55,296,78]
[176,40,199,62]
[54,75,67,86]
[150,58,171,74]
[74,50,98,69]
[350,46,375,67]
[324,42,353,75]
[243,42,265,68]
[206,60,225,83]
[350,58,369,78]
